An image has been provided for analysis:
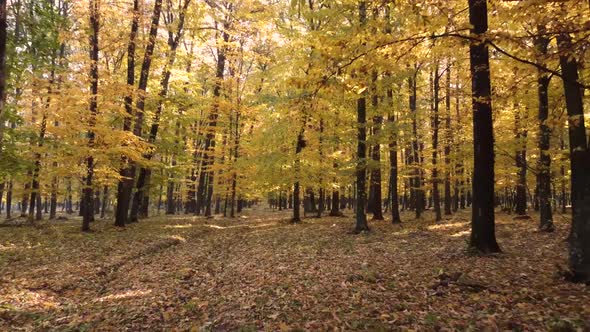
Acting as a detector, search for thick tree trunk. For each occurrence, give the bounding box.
[468,0,500,253]
[557,33,590,283]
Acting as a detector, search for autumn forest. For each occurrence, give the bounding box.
[0,0,589,330]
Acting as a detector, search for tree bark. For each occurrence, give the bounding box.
[443,62,452,215]
[514,108,528,216]
[369,73,384,220]
[133,0,191,220]
[127,0,164,223]
[0,0,7,150]
[468,0,500,253]
[354,1,369,233]
[409,69,424,219]
[431,62,442,222]
[83,0,100,232]
[535,29,554,232]
[114,0,140,227]
[292,129,305,223]
[557,33,590,282]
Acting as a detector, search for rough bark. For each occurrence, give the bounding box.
[114,0,140,227]
[431,62,442,222]
[557,33,590,282]
[127,0,164,223]
[468,0,501,253]
[133,0,191,220]
[83,0,100,232]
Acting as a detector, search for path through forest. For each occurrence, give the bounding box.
[1,208,589,331]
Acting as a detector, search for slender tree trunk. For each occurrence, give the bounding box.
[0,182,4,214]
[100,185,108,218]
[468,0,500,253]
[557,33,590,282]
[388,116,401,224]
[369,73,384,220]
[514,108,528,216]
[83,0,100,232]
[49,177,57,219]
[431,62,442,222]
[409,70,424,219]
[354,1,369,233]
[127,0,164,223]
[443,62,452,215]
[292,129,305,223]
[115,0,140,227]
[134,0,191,219]
[535,29,554,232]
[0,0,7,150]
[202,27,229,218]
[6,179,12,218]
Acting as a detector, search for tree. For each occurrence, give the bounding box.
[114,0,139,227]
[557,33,590,283]
[535,26,553,232]
[353,0,369,234]
[127,0,163,223]
[467,0,500,254]
[82,0,100,232]
[0,0,6,150]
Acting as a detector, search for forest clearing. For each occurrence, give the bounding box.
[1,208,589,331]
[0,0,590,330]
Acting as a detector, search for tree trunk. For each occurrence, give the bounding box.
[557,33,590,283]
[134,0,191,220]
[354,1,369,233]
[431,62,442,222]
[6,180,12,218]
[387,88,401,224]
[369,73,384,220]
[83,0,100,232]
[535,29,554,232]
[443,62,452,216]
[0,0,7,150]
[468,0,500,253]
[100,185,108,218]
[514,108,528,216]
[49,177,57,219]
[409,70,424,219]
[292,130,305,223]
[115,0,140,227]
[127,0,165,223]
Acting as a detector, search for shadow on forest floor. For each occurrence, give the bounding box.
[0,206,588,331]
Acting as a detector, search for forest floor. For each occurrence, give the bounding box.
[0,206,588,331]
